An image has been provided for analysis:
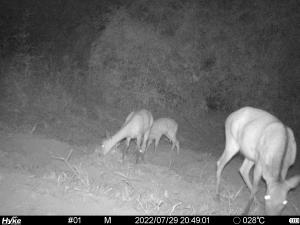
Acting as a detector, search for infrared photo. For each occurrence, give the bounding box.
[0,0,299,217]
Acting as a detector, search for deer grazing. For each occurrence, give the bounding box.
[216,106,300,215]
[147,118,180,154]
[101,109,153,163]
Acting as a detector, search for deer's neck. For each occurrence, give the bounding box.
[106,126,129,151]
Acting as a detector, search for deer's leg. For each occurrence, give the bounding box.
[123,137,131,161]
[216,138,239,200]
[154,136,161,153]
[139,129,151,162]
[240,159,255,191]
[135,135,142,163]
[242,163,262,215]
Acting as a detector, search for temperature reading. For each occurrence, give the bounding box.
[242,216,265,224]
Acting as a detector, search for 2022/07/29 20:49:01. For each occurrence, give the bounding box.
[134,216,210,224]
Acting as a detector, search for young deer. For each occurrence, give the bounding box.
[101,109,153,163]
[216,106,300,215]
[147,118,180,154]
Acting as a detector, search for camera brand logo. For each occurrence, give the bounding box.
[1,217,21,225]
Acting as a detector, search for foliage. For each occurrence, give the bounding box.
[88,0,299,122]
[0,0,299,129]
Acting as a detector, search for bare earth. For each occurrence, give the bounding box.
[0,110,299,215]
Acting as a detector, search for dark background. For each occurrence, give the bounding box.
[0,0,299,141]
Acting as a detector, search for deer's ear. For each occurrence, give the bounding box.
[105,130,111,139]
[286,175,300,190]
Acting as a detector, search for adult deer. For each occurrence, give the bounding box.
[216,106,300,215]
[147,118,180,154]
[101,109,153,163]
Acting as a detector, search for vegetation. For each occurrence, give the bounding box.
[0,0,299,134]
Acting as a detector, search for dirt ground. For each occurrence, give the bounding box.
[0,109,299,215]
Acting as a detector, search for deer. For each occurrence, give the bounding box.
[146,118,180,154]
[216,106,300,215]
[101,109,153,163]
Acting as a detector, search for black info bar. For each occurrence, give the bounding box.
[1,215,298,225]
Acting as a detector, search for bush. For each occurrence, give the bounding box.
[1,0,298,131]
[88,0,299,122]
